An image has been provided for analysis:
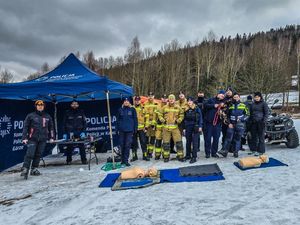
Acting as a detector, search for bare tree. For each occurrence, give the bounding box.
[0,68,14,83]
[125,36,143,89]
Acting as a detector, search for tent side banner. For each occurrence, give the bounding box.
[0,100,55,172]
[0,99,122,172]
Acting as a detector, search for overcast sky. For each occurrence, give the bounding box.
[0,0,299,81]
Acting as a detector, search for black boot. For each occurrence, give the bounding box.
[218,149,228,158]
[164,158,169,163]
[205,154,210,159]
[30,168,41,176]
[131,152,138,162]
[189,158,197,164]
[212,154,219,158]
[185,155,191,161]
[20,167,29,179]
[143,156,150,161]
[154,155,160,160]
[178,158,184,162]
[142,152,150,161]
[233,152,239,158]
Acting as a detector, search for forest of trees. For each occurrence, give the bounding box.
[1,25,300,103]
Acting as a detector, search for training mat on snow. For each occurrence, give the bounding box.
[99,167,225,188]
[160,168,225,183]
[179,163,223,177]
[233,157,288,171]
[99,173,120,187]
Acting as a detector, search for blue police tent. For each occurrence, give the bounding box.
[0,53,133,171]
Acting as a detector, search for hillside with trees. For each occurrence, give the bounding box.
[2,25,300,103]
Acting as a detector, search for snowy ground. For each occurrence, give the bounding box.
[1,122,300,225]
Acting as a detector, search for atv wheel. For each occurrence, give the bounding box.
[285,129,299,148]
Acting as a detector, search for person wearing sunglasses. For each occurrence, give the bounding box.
[21,100,54,178]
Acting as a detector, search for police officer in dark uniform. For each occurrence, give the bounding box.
[63,101,87,165]
[183,97,203,163]
[117,98,138,166]
[21,100,55,177]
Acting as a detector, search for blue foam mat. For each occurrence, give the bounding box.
[233,157,288,171]
[160,168,224,183]
[99,168,225,188]
[120,178,155,188]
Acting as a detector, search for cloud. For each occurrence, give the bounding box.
[0,0,299,81]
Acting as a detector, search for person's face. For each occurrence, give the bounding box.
[124,100,130,106]
[233,95,240,102]
[198,92,204,97]
[161,98,168,103]
[169,99,175,104]
[254,96,261,102]
[149,95,154,101]
[36,103,44,112]
[179,94,185,99]
[226,90,233,97]
[188,100,194,107]
[71,102,79,109]
[135,99,140,105]
[217,94,225,100]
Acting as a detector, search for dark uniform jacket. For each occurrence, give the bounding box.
[204,97,225,124]
[184,105,203,128]
[22,111,54,142]
[63,109,87,135]
[116,106,138,132]
[227,101,249,124]
[250,100,269,123]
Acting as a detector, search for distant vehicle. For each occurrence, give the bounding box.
[247,99,299,148]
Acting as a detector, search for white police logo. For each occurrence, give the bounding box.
[0,115,12,138]
[34,74,83,82]
[35,76,49,82]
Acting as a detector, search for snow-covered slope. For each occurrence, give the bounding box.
[1,122,300,225]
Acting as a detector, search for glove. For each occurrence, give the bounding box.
[80,132,86,138]
[63,134,67,140]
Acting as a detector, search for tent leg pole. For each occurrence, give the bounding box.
[106,91,115,169]
[54,102,58,154]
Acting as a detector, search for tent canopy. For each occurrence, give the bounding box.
[0,53,133,102]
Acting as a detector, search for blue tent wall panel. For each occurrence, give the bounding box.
[0,99,122,172]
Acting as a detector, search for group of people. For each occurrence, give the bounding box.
[116,88,269,166]
[20,87,269,176]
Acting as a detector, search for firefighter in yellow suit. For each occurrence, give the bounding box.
[154,94,168,160]
[144,92,159,158]
[176,92,189,134]
[159,94,185,162]
[132,96,149,161]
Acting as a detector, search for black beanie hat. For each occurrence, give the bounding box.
[254,92,262,98]
[247,95,253,100]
